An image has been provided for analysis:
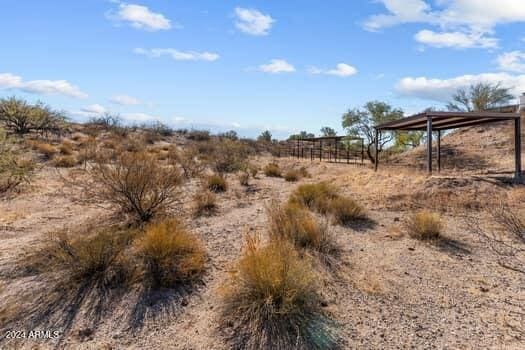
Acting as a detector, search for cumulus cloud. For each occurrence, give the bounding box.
[109,94,141,105]
[234,7,274,36]
[110,2,171,31]
[258,59,295,74]
[414,30,497,49]
[497,51,525,73]
[308,63,358,77]
[396,73,525,102]
[365,0,525,49]
[134,48,219,62]
[0,73,88,99]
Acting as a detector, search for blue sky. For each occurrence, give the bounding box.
[1,0,525,138]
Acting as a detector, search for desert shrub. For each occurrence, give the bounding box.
[207,174,227,193]
[248,164,258,178]
[59,141,74,155]
[193,191,218,217]
[289,182,338,214]
[299,166,310,178]
[209,139,250,175]
[263,163,281,177]
[329,196,366,226]
[406,211,442,240]
[0,96,67,135]
[267,202,338,260]
[168,146,205,179]
[186,129,210,141]
[284,169,300,182]
[49,227,135,285]
[35,142,58,159]
[88,114,128,137]
[52,155,78,168]
[135,219,206,287]
[220,235,338,349]
[86,151,183,223]
[238,171,250,186]
[0,129,34,194]
[71,132,87,142]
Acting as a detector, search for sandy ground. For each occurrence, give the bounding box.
[1,156,525,349]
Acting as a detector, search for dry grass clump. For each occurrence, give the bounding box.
[289,182,338,214]
[207,174,228,193]
[406,210,442,240]
[263,163,281,177]
[52,155,78,168]
[329,196,366,226]
[49,227,135,285]
[1,129,34,194]
[220,235,337,350]
[284,169,301,182]
[59,141,74,155]
[35,142,58,159]
[86,151,183,223]
[238,171,250,186]
[135,219,206,287]
[267,203,338,261]
[193,191,218,217]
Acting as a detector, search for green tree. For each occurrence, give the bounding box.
[257,130,272,143]
[342,101,403,164]
[288,131,315,140]
[320,126,336,137]
[447,82,513,112]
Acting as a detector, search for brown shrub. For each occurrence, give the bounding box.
[193,191,218,217]
[86,151,183,223]
[267,202,338,261]
[52,155,78,168]
[283,169,300,182]
[207,174,228,193]
[238,171,250,186]
[263,163,281,177]
[220,235,338,349]
[208,139,250,175]
[135,219,206,287]
[59,141,74,155]
[329,196,366,226]
[289,182,338,214]
[35,142,58,159]
[168,146,205,179]
[406,211,442,240]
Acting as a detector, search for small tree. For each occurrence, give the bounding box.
[447,82,513,112]
[320,126,336,137]
[218,130,239,140]
[257,130,272,143]
[288,131,315,140]
[342,101,403,164]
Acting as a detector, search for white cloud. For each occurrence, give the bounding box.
[308,63,358,77]
[112,2,171,31]
[173,116,186,123]
[0,73,88,99]
[134,48,219,62]
[122,112,158,122]
[258,59,295,74]
[81,104,107,115]
[396,72,525,102]
[497,51,525,73]
[365,0,525,49]
[234,7,274,36]
[110,94,141,105]
[414,30,497,49]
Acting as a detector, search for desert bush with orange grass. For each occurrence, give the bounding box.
[85,151,183,223]
[193,190,218,217]
[35,142,58,159]
[207,174,228,193]
[406,210,442,240]
[263,162,281,177]
[289,182,338,214]
[220,235,338,350]
[0,128,34,195]
[267,202,339,263]
[52,155,78,168]
[135,219,206,287]
[329,196,366,226]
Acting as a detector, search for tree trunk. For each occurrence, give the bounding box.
[366,143,376,164]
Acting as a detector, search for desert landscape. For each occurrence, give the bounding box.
[1,105,525,349]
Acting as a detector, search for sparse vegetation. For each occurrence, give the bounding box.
[207,174,228,193]
[329,196,366,226]
[406,210,442,240]
[263,162,281,177]
[35,142,58,159]
[193,190,218,217]
[0,128,34,194]
[135,219,206,287]
[52,155,78,168]
[289,182,338,214]
[220,235,338,350]
[85,151,183,223]
[238,171,250,186]
[284,169,300,182]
